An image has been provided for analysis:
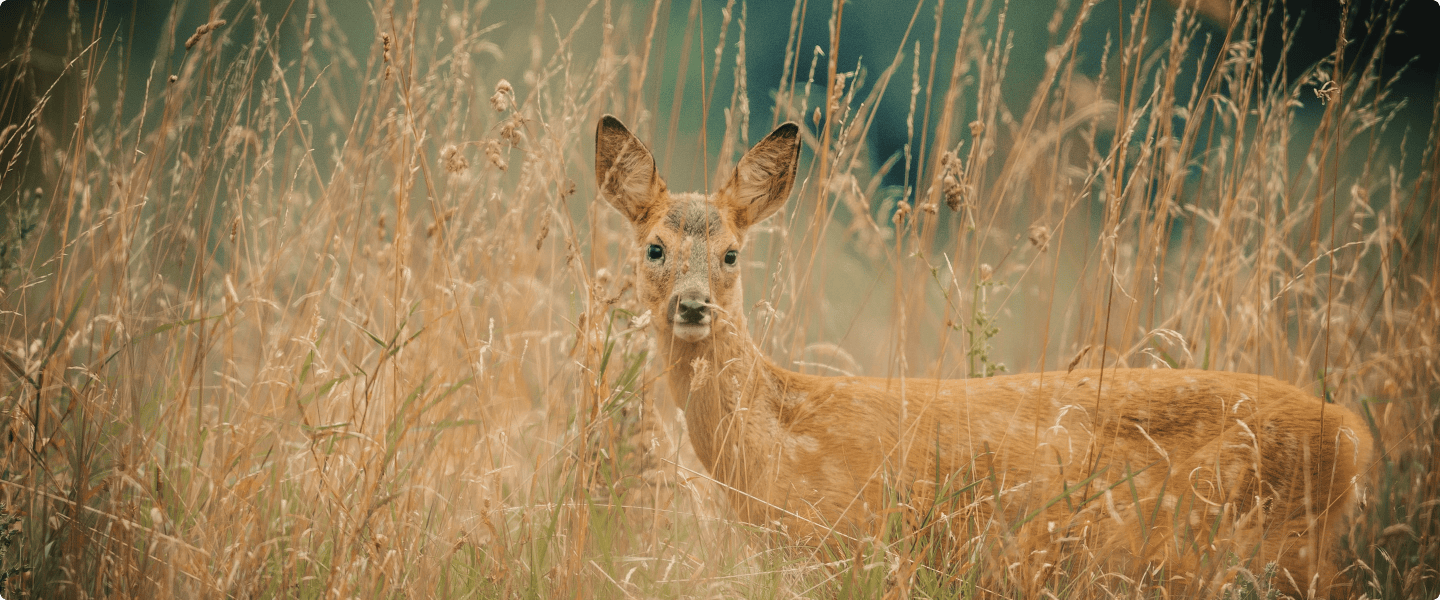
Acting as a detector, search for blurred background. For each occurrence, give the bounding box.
[5,0,1437,194]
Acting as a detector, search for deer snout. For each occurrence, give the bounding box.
[671,295,710,325]
[667,292,713,342]
[678,298,709,323]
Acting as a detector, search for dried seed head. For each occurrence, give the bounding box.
[224,126,259,160]
[484,139,507,171]
[690,357,712,392]
[185,19,227,50]
[490,79,514,112]
[534,209,552,250]
[892,201,912,228]
[940,151,968,211]
[943,150,962,169]
[427,207,459,239]
[1028,224,1051,252]
[440,144,469,173]
[499,121,518,144]
[381,33,393,80]
[1066,345,1092,373]
[828,73,847,116]
[499,115,528,145]
[979,263,994,282]
[942,174,964,211]
[969,120,984,136]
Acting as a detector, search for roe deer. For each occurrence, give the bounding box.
[594,115,1373,596]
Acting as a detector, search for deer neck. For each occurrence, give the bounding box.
[657,309,788,500]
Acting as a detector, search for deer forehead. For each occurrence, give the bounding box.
[652,194,738,246]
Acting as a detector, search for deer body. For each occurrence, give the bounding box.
[595,115,1372,594]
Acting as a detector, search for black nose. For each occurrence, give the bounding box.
[677,299,708,323]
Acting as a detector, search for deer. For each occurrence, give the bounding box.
[593,114,1373,597]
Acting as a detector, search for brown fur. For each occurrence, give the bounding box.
[595,115,1373,597]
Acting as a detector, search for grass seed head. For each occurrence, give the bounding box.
[534,210,552,250]
[440,144,469,173]
[491,79,514,112]
[941,151,969,211]
[1028,224,1051,251]
[184,19,227,50]
[690,357,711,392]
[485,139,507,170]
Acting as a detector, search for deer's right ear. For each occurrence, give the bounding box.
[596,115,666,226]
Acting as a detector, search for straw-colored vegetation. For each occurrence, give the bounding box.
[0,0,1434,598]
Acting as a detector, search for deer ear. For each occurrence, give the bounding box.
[596,115,666,226]
[719,122,801,231]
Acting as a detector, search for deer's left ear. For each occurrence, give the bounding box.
[719,123,800,231]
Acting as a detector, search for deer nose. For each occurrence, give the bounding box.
[677,298,709,323]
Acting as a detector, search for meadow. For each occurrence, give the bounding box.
[0,0,1436,597]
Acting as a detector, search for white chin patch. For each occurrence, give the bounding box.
[671,322,711,342]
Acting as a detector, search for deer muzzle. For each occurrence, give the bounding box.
[668,292,712,342]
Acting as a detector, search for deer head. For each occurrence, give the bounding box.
[595,115,801,344]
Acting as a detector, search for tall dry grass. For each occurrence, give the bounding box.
[0,0,1435,597]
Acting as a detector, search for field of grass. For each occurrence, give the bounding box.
[0,0,1436,597]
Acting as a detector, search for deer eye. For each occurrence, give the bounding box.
[723,250,738,266]
[646,244,665,262]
